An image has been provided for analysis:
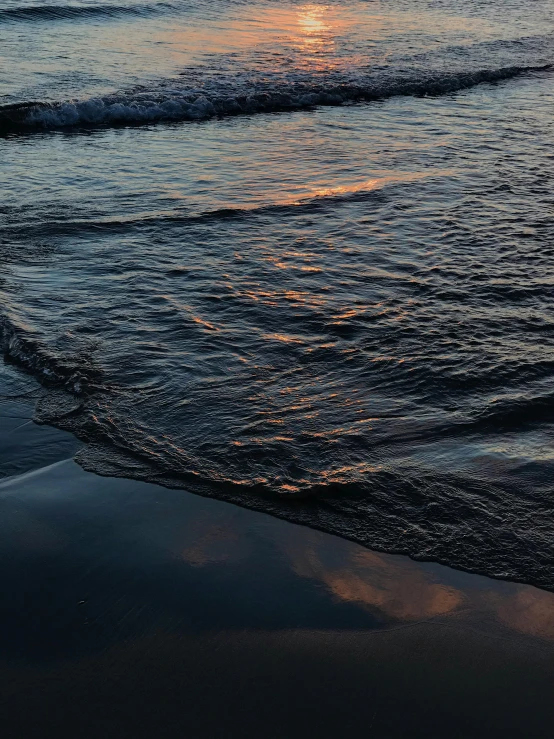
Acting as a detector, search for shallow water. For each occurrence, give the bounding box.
[1,0,554,587]
[2,417,554,738]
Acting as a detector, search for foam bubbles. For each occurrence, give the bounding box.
[1,63,551,134]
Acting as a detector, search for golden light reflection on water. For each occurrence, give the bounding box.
[298,5,329,38]
[280,171,452,208]
[80,0,515,100]
[155,2,351,73]
[294,4,337,58]
[150,0,503,75]
[207,171,452,217]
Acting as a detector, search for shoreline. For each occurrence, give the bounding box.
[2,364,554,736]
[18,362,554,595]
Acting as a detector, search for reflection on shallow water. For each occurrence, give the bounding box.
[294,4,338,63]
[491,589,554,641]
[282,170,454,206]
[2,449,554,739]
[298,4,330,38]
[287,542,464,619]
[177,500,554,641]
[179,513,247,566]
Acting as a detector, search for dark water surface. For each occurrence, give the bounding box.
[1,0,554,587]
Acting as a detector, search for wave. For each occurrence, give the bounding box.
[2,306,554,591]
[476,392,554,428]
[0,1,172,23]
[0,171,450,241]
[0,314,100,394]
[70,431,554,593]
[1,64,551,135]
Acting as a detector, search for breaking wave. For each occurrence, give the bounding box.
[0,1,173,23]
[1,64,551,134]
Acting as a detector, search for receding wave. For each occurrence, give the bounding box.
[0,315,100,394]
[3,297,554,591]
[0,1,173,23]
[1,64,551,134]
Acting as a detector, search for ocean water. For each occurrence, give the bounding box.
[1,0,554,587]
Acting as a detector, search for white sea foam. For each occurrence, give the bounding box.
[1,63,551,133]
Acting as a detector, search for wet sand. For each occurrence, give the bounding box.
[1,377,554,738]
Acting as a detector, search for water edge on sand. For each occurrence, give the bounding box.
[1,363,554,738]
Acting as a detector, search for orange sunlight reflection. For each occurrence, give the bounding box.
[296,4,335,51]
[298,5,329,35]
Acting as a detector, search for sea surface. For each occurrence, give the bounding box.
[1,0,553,587]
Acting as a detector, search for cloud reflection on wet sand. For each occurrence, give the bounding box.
[179,510,554,640]
[284,536,464,620]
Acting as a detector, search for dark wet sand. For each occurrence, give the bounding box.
[2,387,554,738]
